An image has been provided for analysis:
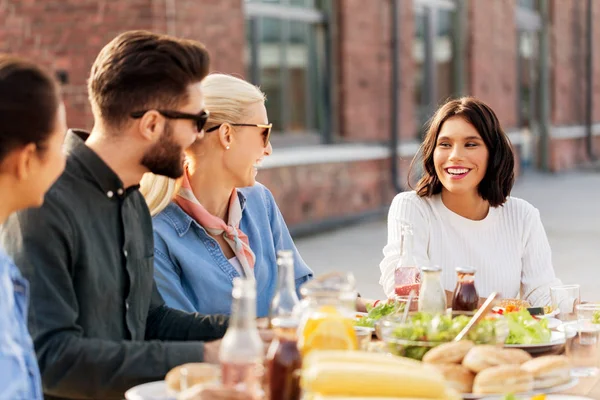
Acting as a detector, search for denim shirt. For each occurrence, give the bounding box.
[152,183,313,317]
[0,248,43,399]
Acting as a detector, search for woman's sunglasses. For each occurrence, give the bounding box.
[130,109,210,133]
[206,123,273,147]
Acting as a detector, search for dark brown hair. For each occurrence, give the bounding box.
[0,54,61,161]
[88,30,210,129]
[410,97,515,207]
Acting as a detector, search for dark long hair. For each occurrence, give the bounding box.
[409,97,515,207]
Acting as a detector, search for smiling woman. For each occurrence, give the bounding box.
[140,73,313,318]
[379,97,562,307]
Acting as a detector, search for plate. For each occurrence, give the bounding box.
[463,376,579,399]
[544,317,562,330]
[557,321,577,333]
[504,331,566,355]
[125,381,175,400]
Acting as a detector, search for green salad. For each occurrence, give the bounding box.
[355,301,405,328]
[593,310,600,324]
[388,312,498,360]
[504,309,551,345]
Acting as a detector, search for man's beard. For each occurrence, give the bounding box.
[141,123,185,179]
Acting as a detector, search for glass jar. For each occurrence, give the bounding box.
[417,265,446,313]
[452,267,479,312]
[394,223,422,297]
[297,272,358,357]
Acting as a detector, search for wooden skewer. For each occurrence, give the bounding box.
[454,292,498,342]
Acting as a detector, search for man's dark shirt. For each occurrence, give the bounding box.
[0,130,228,400]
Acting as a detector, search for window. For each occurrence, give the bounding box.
[516,1,542,167]
[413,0,462,137]
[244,0,330,144]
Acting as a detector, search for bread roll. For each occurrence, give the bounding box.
[462,345,532,373]
[431,363,475,393]
[423,341,474,364]
[165,363,220,392]
[473,364,534,394]
[520,355,571,389]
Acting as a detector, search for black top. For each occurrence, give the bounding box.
[0,130,229,400]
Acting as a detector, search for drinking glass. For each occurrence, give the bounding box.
[550,284,581,321]
[564,303,600,377]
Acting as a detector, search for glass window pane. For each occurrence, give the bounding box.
[518,31,539,127]
[259,18,284,132]
[291,0,315,6]
[518,0,537,10]
[288,21,309,133]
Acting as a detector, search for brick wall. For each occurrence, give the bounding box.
[336,0,415,142]
[549,0,600,169]
[467,0,518,129]
[0,0,244,130]
[258,158,401,227]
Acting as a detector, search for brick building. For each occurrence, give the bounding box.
[1,0,598,233]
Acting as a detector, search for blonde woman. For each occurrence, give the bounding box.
[141,74,313,317]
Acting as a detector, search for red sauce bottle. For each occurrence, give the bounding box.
[266,318,301,400]
[452,267,479,312]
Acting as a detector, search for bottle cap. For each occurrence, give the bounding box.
[456,266,477,274]
[421,265,441,273]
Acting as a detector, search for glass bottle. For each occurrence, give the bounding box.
[394,223,422,297]
[297,272,358,357]
[219,278,264,397]
[452,267,479,312]
[266,317,302,400]
[417,265,447,313]
[270,250,300,322]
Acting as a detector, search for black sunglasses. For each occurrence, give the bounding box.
[130,109,210,132]
[205,123,272,147]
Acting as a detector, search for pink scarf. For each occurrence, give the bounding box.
[174,169,256,279]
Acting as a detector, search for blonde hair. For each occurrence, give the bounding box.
[140,74,266,216]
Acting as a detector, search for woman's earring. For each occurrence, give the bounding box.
[226,145,230,150]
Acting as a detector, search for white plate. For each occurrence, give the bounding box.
[504,331,566,355]
[544,317,562,330]
[125,381,176,400]
[557,321,577,333]
[464,376,579,399]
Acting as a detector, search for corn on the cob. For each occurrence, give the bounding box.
[301,361,447,398]
[304,350,425,370]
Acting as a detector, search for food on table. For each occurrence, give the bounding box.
[430,363,475,393]
[303,349,426,370]
[301,350,457,399]
[504,309,551,345]
[593,310,600,324]
[462,345,532,373]
[472,364,534,395]
[385,312,499,360]
[422,340,475,364]
[520,355,571,389]
[498,299,532,309]
[355,300,405,328]
[502,395,547,400]
[165,363,220,392]
[298,305,357,356]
